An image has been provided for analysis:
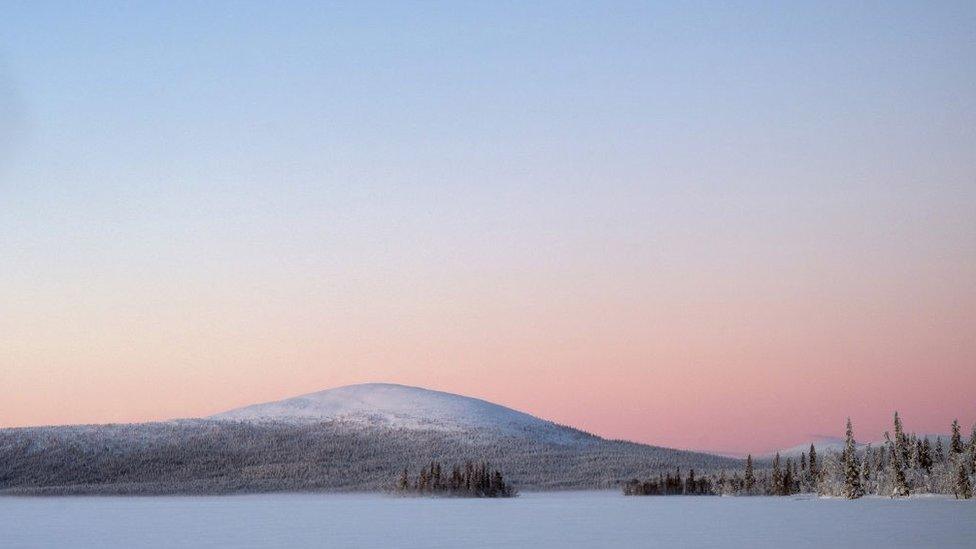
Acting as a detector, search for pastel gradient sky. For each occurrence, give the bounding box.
[1,2,974,454]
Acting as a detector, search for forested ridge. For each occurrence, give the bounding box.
[0,419,735,495]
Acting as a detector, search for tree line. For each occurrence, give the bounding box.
[395,460,517,498]
[623,468,713,495]
[624,414,975,499]
[0,420,736,495]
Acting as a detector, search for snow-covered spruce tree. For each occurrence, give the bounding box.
[844,418,865,499]
[397,468,410,491]
[875,444,886,474]
[950,419,964,455]
[782,458,794,496]
[744,454,755,495]
[885,433,910,498]
[807,444,818,491]
[860,444,873,493]
[771,453,783,496]
[920,437,933,474]
[934,437,946,464]
[955,462,972,499]
[970,424,976,474]
[816,450,843,496]
[893,411,910,465]
[910,438,922,470]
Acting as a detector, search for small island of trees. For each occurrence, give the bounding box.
[395,460,517,498]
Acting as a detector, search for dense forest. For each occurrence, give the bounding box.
[395,461,516,497]
[624,414,975,499]
[0,419,736,495]
[4,412,970,498]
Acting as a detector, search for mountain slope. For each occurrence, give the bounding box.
[210,383,588,443]
[0,383,742,495]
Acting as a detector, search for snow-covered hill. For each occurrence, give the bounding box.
[764,436,851,458]
[210,383,590,443]
[1,384,743,494]
[765,433,953,459]
[0,383,751,494]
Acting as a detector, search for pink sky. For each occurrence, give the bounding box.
[1,2,975,455]
[3,227,974,454]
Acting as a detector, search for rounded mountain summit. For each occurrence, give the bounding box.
[210,383,589,443]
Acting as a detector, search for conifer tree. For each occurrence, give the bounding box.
[844,418,865,499]
[808,444,818,477]
[771,453,783,496]
[934,437,945,464]
[911,439,922,469]
[920,437,933,473]
[744,454,755,495]
[886,433,910,497]
[783,458,794,495]
[955,462,972,499]
[950,419,963,455]
[397,468,410,491]
[970,424,976,474]
[893,411,909,463]
[861,443,872,483]
[860,451,871,484]
[432,461,442,489]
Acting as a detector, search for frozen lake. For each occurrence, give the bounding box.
[2,491,973,548]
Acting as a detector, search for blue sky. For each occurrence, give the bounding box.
[1,1,974,451]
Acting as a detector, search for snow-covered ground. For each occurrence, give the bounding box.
[2,492,972,548]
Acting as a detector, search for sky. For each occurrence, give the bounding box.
[1,1,974,454]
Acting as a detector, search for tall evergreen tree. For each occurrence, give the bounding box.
[860,450,872,484]
[893,411,909,463]
[910,438,922,469]
[950,419,964,455]
[783,458,794,495]
[432,461,442,489]
[934,437,946,464]
[955,462,972,499]
[771,453,783,496]
[920,437,933,473]
[744,454,756,495]
[886,432,910,497]
[970,424,976,474]
[397,468,410,491]
[861,443,872,483]
[844,418,865,499]
[808,444,818,477]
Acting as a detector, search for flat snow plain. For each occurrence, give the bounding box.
[2,491,973,548]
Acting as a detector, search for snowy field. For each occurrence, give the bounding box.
[2,491,973,548]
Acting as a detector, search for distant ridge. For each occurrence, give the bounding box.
[763,433,952,459]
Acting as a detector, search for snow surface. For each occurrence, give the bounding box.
[2,492,972,548]
[210,383,577,440]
